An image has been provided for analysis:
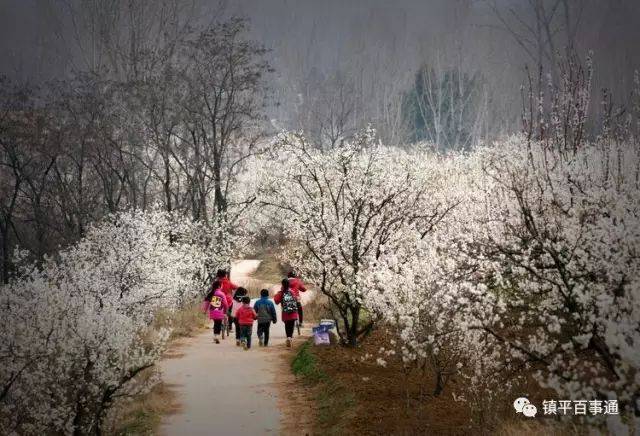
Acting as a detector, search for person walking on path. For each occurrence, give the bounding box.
[235,296,258,350]
[202,280,229,344]
[231,287,248,346]
[274,278,299,347]
[254,289,277,346]
[217,269,238,331]
[287,271,307,326]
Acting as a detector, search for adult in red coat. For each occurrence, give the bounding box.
[287,271,307,325]
[274,278,299,347]
[216,269,237,329]
[217,269,238,302]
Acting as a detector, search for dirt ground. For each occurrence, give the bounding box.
[308,330,473,436]
[158,259,316,436]
[275,345,316,436]
[301,328,584,436]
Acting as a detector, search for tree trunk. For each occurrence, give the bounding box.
[0,226,10,284]
[163,153,172,212]
[347,305,360,347]
[433,370,444,396]
[213,146,226,215]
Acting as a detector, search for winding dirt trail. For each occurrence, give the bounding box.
[158,260,312,436]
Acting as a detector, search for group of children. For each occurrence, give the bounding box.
[202,269,307,349]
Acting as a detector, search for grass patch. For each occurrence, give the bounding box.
[291,341,355,434]
[292,341,327,383]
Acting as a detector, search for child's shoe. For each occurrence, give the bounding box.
[286,338,292,348]
[236,340,241,346]
[258,335,264,347]
[214,335,220,344]
[242,339,248,350]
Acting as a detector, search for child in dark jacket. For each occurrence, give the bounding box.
[235,296,257,350]
[253,289,277,346]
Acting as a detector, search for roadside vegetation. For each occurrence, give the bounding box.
[292,342,355,435]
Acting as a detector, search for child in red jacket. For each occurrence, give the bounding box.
[235,296,257,350]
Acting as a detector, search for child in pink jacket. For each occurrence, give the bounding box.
[202,280,229,344]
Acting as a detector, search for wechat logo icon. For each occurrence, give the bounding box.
[514,397,537,417]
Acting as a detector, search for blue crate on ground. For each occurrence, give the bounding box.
[312,324,331,334]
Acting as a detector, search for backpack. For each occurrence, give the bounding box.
[281,290,298,314]
[209,294,223,310]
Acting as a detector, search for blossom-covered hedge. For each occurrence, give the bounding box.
[0,211,219,434]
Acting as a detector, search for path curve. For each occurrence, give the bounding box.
[158,259,311,436]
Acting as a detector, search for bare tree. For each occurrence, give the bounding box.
[58,0,203,81]
[177,18,272,220]
[126,65,185,213]
[404,55,487,151]
[0,79,64,280]
[296,70,357,149]
[486,0,586,83]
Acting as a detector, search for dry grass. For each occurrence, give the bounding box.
[111,303,204,434]
[110,372,179,435]
[152,302,205,339]
[253,251,289,284]
[242,277,271,297]
[302,292,330,324]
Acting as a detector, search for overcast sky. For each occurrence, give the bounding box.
[1,1,638,79]
[2,0,639,133]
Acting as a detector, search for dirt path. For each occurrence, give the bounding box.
[158,260,312,436]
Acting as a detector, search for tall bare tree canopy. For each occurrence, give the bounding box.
[2,0,639,145]
[0,14,271,282]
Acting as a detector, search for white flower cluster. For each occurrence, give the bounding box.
[0,210,212,434]
[463,138,640,412]
[257,129,460,346]
[256,129,640,424]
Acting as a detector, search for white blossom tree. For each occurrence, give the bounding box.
[461,137,640,426]
[257,128,459,346]
[0,210,220,434]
